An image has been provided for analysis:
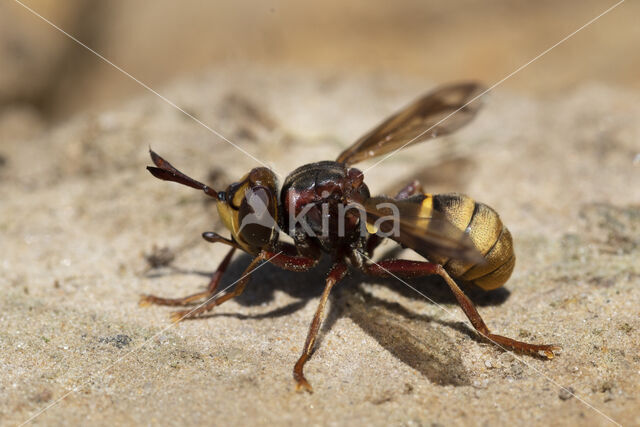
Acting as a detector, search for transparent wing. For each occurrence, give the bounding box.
[362,195,483,264]
[336,82,485,166]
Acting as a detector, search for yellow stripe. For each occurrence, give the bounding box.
[418,194,433,218]
[216,201,253,253]
[232,181,250,208]
[365,222,378,234]
[414,194,434,230]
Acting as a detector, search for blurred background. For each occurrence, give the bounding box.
[1,0,637,130]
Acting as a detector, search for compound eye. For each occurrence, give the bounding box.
[238,185,278,248]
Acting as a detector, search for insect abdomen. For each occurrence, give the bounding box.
[428,193,515,290]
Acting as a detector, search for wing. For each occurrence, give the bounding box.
[362,195,484,265]
[336,82,485,166]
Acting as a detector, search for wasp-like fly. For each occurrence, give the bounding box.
[141,82,560,392]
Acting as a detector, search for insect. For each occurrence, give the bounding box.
[141,82,560,392]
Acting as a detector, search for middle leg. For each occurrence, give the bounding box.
[293,261,348,393]
[171,250,320,322]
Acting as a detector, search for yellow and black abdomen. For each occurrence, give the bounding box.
[426,193,515,291]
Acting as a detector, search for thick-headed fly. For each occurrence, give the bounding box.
[141,82,560,392]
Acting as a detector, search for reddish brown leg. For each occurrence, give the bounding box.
[363,259,561,358]
[262,249,320,272]
[171,250,319,322]
[293,262,348,393]
[140,247,236,307]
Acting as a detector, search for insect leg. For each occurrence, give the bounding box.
[169,250,266,322]
[363,259,561,359]
[140,247,236,307]
[261,249,320,272]
[293,262,348,393]
[169,250,319,322]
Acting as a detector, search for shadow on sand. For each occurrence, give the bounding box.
[145,244,512,386]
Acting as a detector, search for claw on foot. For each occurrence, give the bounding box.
[170,311,188,323]
[139,295,153,307]
[295,378,313,394]
[540,345,562,359]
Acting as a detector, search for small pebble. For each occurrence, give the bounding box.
[559,387,574,400]
[484,360,493,369]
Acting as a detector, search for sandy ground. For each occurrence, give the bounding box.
[1,68,639,426]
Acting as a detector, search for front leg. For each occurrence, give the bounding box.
[363,259,561,358]
[171,249,320,322]
[140,247,236,307]
[140,230,243,308]
[293,261,348,393]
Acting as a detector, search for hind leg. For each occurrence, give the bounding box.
[363,259,561,358]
